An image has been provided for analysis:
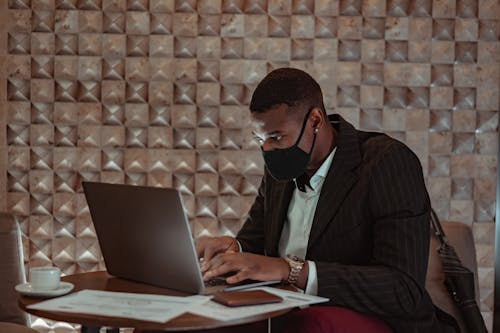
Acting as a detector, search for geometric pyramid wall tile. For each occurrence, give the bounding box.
[9,170,29,192]
[126,12,149,35]
[8,124,30,146]
[127,35,149,56]
[51,236,75,264]
[457,0,478,18]
[128,0,148,11]
[80,11,103,33]
[221,37,244,59]
[8,33,30,54]
[8,101,31,125]
[433,0,456,18]
[30,193,53,216]
[455,18,478,42]
[456,42,477,63]
[102,58,125,80]
[54,57,78,80]
[32,32,55,55]
[54,125,77,147]
[126,127,147,148]
[196,127,219,149]
[363,18,384,39]
[315,16,337,38]
[8,79,30,101]
[8,146,30,172]
[32,10,54,32]
[220,129,242,150]
[385,17,409,40]
[219,174,241,196]
[29,170,53,194]
[30,147,53,170]
[31,79,54,103]
[102,104,125,126]
[55,34,77,55]
[31,56,54,79]
[362,40,385,66]
[387,0,410,17]
[243,1,266,14]
[78,0,101,10]
[29,238,52,266]
[217,195,242,219]
[196,151,218,174]
[195,173,219,196]
[54,171,78,193]
[478,20,498,41]
[433,19,455,40]
[151,13,172,34]
[339,0,362,16]
[103,12,125,33]
[76,238,101,263]
[199,15,220,36]
[55,11,78,33]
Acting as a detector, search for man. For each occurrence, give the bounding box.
[197,68,458,332]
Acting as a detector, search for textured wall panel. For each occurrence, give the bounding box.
[2,0,499,331]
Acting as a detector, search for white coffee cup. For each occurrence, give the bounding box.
[30,266,61,291]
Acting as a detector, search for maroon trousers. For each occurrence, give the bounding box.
[273,306,393,333]
[136,306,393,333]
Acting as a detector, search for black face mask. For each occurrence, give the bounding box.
[262,109,317,181]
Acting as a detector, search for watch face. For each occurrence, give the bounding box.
[287,255,303,262]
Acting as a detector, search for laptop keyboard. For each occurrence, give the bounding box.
[205,276,228,287]
[199,258,230,287]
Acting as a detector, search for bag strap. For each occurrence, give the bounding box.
[429,209,488,333]
[430,209,448,247]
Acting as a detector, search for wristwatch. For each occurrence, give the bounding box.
[284,255,305,285]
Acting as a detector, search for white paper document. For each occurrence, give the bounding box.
[188,287,329,321]
[28,289,206,323]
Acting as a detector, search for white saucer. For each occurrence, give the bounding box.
[15,282,74,298]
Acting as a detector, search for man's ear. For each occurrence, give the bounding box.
[310,107,325,129]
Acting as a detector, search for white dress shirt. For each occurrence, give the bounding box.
[278,148,336,295]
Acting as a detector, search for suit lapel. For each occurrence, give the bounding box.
[266,179,295,256]
[307,115,362,250]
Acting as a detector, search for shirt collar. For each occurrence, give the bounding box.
[295,147,337,192]
[310,147,336,187]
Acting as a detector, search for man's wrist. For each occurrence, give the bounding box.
[283,255,306,285]
[280,258,290,281]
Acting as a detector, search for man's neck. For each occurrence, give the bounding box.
[306,124,337,177]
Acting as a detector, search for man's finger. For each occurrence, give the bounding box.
[202,245,216,270]
[203,252,230,273]
[195,236,210,258]
[203,262,234,281]
[195,243,204,258]
[226,270,249,284]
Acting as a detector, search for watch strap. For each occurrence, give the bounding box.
[284,255,305,285]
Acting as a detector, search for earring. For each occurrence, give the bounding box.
[314,128,319,134]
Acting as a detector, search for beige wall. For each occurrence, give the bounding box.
[1,0,499,330]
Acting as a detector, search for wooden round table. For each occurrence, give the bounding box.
[18,271,291,332]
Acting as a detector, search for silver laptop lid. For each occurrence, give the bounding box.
[82,182,205,294]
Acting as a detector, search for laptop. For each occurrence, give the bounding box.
[82,181,279,294]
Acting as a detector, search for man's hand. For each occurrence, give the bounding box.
[202,252,290,284]
[195,236,240,271]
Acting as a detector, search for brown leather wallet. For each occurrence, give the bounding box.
[212,289,283,307]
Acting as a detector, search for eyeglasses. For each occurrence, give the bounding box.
[251,131,283,146]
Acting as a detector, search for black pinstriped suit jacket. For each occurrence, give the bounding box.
[236,114,458,333]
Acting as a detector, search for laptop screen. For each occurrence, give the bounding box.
[82,182,205,294]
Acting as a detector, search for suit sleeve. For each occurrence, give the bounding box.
[315,143,432,318]
[235,173,266,255]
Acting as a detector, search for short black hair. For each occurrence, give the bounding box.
[249,67,325,114]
